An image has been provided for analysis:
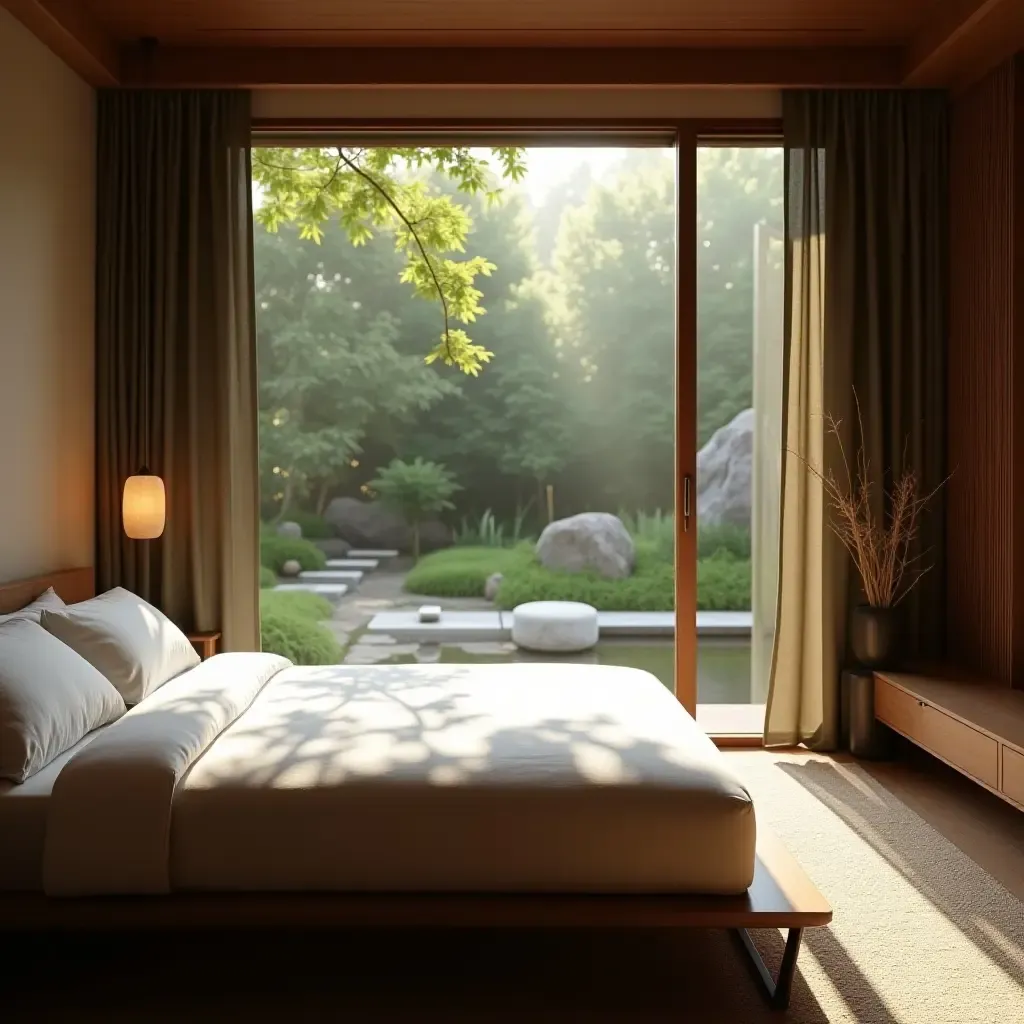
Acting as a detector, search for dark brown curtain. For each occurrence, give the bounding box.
[766,91,948,747]
[96,90,260,652]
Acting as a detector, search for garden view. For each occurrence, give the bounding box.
[253,143,782,709]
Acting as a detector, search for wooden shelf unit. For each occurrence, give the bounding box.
[874,671,1024,810]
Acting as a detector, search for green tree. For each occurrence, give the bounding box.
[697,146,783,445]
[253,146,526,374]
[256,224,457,518]
[369,458,461,560]
[384,187,571,522]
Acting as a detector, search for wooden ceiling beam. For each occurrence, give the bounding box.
[904,0,1024,88]
[119,44,903,89]
[0,0,119,85]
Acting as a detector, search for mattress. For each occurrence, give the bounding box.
[0,726,111,890]
[170,662,757,894]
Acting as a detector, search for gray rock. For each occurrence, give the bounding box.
[484,573,504,601]
[276,521,303,539]
[325,497,451,554]
[697,408,753,528]
[535,512,635,580]
[280,559,302,578]
[314,538,352,559]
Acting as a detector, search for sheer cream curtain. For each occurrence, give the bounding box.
[96,91,261,651]
[765,92,948,748]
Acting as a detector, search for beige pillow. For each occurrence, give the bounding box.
[0,586,66,626]
[0,619,125,783]
[41,587,200,704]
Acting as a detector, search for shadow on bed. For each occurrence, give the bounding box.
[171,663,712,790]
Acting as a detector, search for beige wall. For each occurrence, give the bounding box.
[253,87,781,121]
[0,9,95,583]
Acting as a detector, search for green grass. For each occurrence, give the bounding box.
[259,590,340,664]
[259,533,326,573]
[403,541,751,611]
[404,545,527,598]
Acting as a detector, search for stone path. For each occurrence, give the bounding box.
[321,562,495,659]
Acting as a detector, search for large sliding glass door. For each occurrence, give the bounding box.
[676,137,783,734]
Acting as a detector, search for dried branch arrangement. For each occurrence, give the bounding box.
[794,394,947,609]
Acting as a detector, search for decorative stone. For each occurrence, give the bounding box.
[511,601,599,653]
[418,605,442,623]
[324,497,451,554]
[484,573,504,601]
[280,559,302,577]
[697,407,753,528]
[314,538,352,559]
[536,512,635,580]
[276,521,303,539]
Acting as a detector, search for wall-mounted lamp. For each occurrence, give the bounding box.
[123,470,165,540]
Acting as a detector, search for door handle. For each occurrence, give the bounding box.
[683,474,693,533]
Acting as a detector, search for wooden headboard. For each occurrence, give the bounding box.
[0,567,95,615]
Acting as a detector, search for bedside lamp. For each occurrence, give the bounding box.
[123,471,165,539]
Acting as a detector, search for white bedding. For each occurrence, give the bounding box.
[37,657,757,897]
[0,725,111,890]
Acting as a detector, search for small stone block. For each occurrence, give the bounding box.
[418,605,442,623]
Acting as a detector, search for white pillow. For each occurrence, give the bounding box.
[0,586,66,625]
[41,587,200,704]
[0,619,125,783]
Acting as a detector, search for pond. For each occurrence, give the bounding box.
[362,637,753,704]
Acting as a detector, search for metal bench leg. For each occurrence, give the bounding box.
[734,927,803,1011]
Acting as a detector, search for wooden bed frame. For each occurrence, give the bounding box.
[0,567,832,1010]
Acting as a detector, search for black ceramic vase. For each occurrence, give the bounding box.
[850,605,898,668]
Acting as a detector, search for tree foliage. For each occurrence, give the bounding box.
[369,457,461,560]
[253,146,526,374]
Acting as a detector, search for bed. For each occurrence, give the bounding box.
[0,567,831,1010]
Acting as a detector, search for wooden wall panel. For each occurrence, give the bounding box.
[947,56,1020,687]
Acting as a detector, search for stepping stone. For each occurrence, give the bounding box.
[273,583,348,601]
[325,558,379,570]
[347,549,399,560]
[299,569,364,584]
[366,610,508,642]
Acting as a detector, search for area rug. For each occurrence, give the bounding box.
[5,753,1022,1023]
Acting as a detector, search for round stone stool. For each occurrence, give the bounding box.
[511,601,599,653]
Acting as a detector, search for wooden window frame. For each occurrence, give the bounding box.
[251,116,783,742]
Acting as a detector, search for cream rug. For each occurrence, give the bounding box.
[728,752,1024,1023]
[5,753,1022,1023]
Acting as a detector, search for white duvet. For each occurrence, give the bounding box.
[43,656,756,897]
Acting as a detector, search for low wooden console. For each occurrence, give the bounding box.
[874,671,1024,811]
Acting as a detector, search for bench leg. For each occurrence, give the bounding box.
[734,926,803,1011]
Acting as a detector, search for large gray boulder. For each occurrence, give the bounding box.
[697,408,753,528]
[314,537,352,559]
[325,497,451,554]
[536,512,635,580]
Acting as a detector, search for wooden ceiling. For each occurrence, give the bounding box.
[3,0,1022,90]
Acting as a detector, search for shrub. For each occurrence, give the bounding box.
[697,522,751,561]
[260,589,334,622]
[259,566,277,589]
[497,544,675,611]
[369,457,460,560]
[620,508,673,554]
[454,505,535,548]
[696,551,752,611]
[404,540,751,611]
[405,545,528,598]
[283,511,333,539]
[259,534,326,573]
[259,590,340,664]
